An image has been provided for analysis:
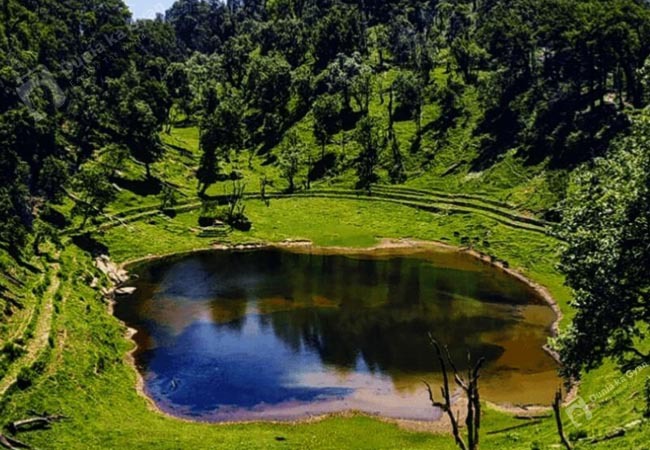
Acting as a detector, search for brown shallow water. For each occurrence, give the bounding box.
[114,246,561,422]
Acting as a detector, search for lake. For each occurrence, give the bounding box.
[114,246,560,422]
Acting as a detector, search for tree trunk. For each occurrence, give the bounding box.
[552,388,573,450]
[425,336,485,450]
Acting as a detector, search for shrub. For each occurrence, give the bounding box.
[16,366,36,390]
[2,342,25,361]
[569,429,588,441]
[224,212,252,231]
[198,216,217,227]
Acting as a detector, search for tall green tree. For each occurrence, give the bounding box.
[278,131,305,192]
[71,165,116,228]
[354,115,384,192]
[392,71,424,131]
[245,52,292,113]
[555,113,650,380]
[312,94,342,158]
[312,2,363,69]
[197,93,246,195]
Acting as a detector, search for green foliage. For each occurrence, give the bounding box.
[246,53,292,113]
[568,429,588,441]
[354,116,384,192]
[321,53,370,112]
[159,185,178,213]
[111,66,168,177]
[278,131,305,192]
[312,94,342,156]
[312,2,363,70]
[71,165,116,227]
[1,341,25,362]
[197,92,246,194]
[556,113,650,379]
[38,156,69,202]
[387,129,406,184]
[3,1,650,446]
[164,62,193,126]
[391,71,424,123]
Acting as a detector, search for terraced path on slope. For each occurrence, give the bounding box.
[77,184,553,236]
[0,264,60,397]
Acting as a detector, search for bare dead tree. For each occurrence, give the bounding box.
[259,176,270,207]
[424,334,485,450]
[552,387,573,450]
[227,180,246,219]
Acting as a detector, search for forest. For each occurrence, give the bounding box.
[1,0,650,449]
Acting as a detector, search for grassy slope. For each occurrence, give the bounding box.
[2,196,648,449]
[1,96,648,448]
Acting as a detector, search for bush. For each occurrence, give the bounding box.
[16,366,36,390]
[2,342,25,361]
[224,212,252,231]
[569,429,588,441]
[198,216,217,227]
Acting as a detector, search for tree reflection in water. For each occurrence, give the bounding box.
[114,248,559,422]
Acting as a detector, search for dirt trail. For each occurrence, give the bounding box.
[0,264,60,398]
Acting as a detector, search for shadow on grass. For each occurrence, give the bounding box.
[110,176,162,197]
[71,233,109,257]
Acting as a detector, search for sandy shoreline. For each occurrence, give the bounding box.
[108,237,574,431]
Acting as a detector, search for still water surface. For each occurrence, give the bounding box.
[115,247,560,422]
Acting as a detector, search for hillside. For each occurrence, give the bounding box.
[1,0,650,449]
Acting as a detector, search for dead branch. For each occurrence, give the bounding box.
[9,414,66,434]
[0,434,30,450]
[589,428,625,444]
[552,387,573,450]
[424,334,485,450]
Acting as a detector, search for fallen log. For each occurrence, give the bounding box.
[589,428,625,444]
[0,434,30,449]
[9,415,66,434]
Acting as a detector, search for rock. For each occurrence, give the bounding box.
[115,287,136,296]
[95,255,130,285]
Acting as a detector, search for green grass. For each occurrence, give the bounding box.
[2,108,649,449]
[2,196,649,449]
